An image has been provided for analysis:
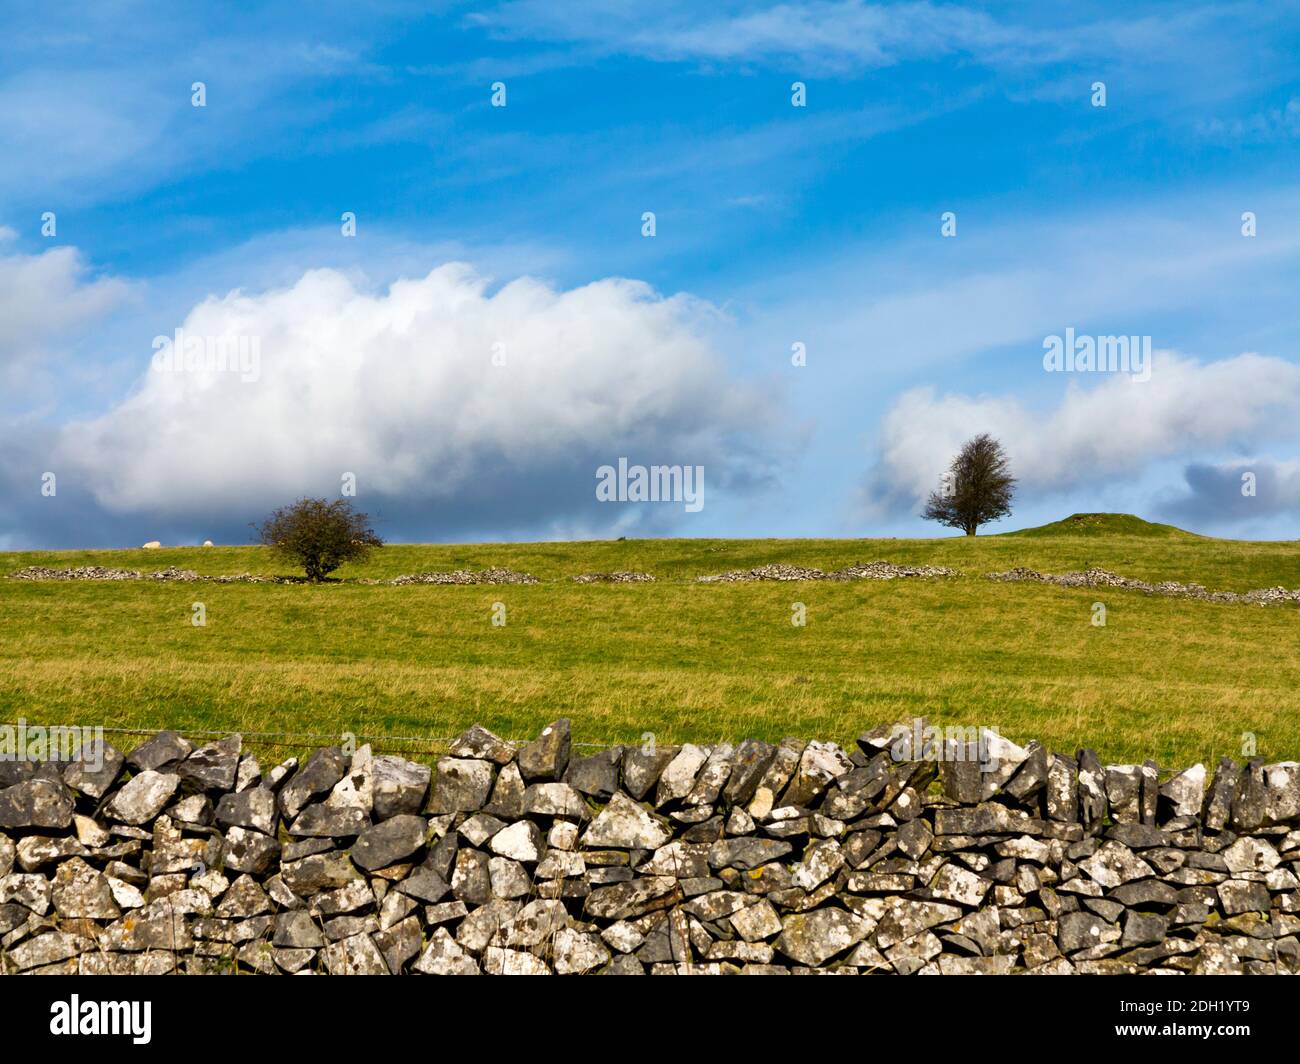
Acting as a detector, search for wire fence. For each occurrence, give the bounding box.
[0,721,620,758]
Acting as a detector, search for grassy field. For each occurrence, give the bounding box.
[2,514,1298,769]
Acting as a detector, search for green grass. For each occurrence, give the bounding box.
[2,514,1298,769]
[1010,512,1197,539]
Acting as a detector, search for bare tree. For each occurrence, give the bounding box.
[256,498,382,581]
[922,433,1016,536]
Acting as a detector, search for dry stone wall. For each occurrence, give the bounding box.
[2,721,1299,975]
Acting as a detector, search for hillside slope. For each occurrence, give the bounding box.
[1010,512,1198,539]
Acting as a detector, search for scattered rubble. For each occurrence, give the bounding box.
[697,561,959,583]
[571,572,656,583]
[2,721,1298,975]
[8,566,300,584]
[390,568,539,586]
[987,566,1300,605]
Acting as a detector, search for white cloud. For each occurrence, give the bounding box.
[859,351,1300,516]
[473,1,1266,79]
[56,263,779,531]
[0,246,132,370]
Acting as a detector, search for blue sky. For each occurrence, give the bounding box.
[4,1,1300,548]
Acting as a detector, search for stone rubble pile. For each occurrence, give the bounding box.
[10,566,153,581]
[3,721,1299,975]
[9,566,301,584]
[697,561,959,583]
[827,561,960,581]
[571,572,657,583]
[987,567,1300,605]
[389,568,539,586]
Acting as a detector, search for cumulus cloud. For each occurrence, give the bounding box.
[0,246,131,372]
[859,351,1300,518]
[48,263,780,542]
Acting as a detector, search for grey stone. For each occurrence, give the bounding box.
[280,850,359,895]
[1259,762,1300,825]
[177,734,242,793]
[374,915,422,974]
[16,834,86,871]
[489,819,543,862]
[622,744,678,801]
[685,743,735,806]
[747,738,805,819]
[782,741,854,807]
[483,946,551,975]
[221,826,282,875]
[62,738,125,799]
[776,908,870,966]
[1204,758,1240,832]
[127,731,193,772]
[351,814,427,871]
[493,898,568,947]
[216,875,272,919]
[1122,911,1169,947]
[215,787,277,835]
[323,745,374,813]
[52,856,120,919]
[933,803,1041,836]
[278,747,346,820]
[398,866,450,904]
[1077,750,1108,829]
[721,739,777,808]
[103,771,179,825]
[1058,911,1119,953]
[875,900,963,949]
[429,757,495,814]
[1046,753,1079,822]
[451,849,492,905]
[1104,765,1144,824]
[371,755,431,819]
[484,762,526,819]
[1078,841,1155,888]
[414,926,480,974]
[1222,836,1282,874]
[289,804,369,838]
[583,877,681,921]
[488,856,530,898]
[0,778,74,830]
[708,837,792,870]
[582,793,671,850]
[655,744,709,806]
[566,747,623,799]
[517,718,571,781]
[274,909,325,948]
[1217,879,1270,915]
[1004,740,1049,801]
[553,927,611,974]
[449,724,517,766]
[523,782,588,819]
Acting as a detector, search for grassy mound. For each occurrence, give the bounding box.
[1010,512,1196,539]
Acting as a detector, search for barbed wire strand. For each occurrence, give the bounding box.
[0,721,619,757]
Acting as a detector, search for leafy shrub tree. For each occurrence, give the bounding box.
[256,498,382,581]
[922,433,1016,536]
